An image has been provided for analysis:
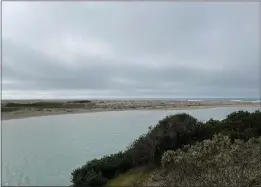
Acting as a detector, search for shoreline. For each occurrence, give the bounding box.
[2,103,260,121]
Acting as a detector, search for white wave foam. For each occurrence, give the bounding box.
[251,100,261,103]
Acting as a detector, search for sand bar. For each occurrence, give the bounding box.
[1,100,260,121]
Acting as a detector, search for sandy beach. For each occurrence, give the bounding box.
[2,100,260,121]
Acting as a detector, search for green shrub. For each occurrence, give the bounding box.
[127,113,202,166]
[71,152,132,186]
[71,168,107,186]
[221,110,261,140]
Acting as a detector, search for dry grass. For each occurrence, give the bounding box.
[106,167,155,186]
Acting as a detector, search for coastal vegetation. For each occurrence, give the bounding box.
[2,107,20,112]
[2,101,86,111]
[4,102,65,108]
[71,110,261,186]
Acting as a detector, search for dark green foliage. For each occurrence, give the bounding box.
[77,100,92,103]
[3,102,85,109]
[221,110,261,140]
[71,152,132,186]
[4,102,64,108]
[71,110,261,187]
[71,168,107,186]
[1,107,20,112]
[225,110,251,122]
[123,113,200,167]
[67,100,92,104]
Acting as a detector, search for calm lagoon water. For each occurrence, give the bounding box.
[2,106,260,186]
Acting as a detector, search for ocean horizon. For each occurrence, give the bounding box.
[2,97,260,102]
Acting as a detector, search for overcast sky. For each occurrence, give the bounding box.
[2,2,260,99]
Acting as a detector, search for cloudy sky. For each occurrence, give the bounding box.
[2,2,260,99]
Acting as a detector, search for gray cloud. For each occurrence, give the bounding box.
[2,2,260,99]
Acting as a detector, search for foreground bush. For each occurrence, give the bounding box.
[71,151,132,186]
[159,134,261,186]
[72,169,107,186]
[71,110,261,186]
[126,113,201,166]
[221,110,261,140]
